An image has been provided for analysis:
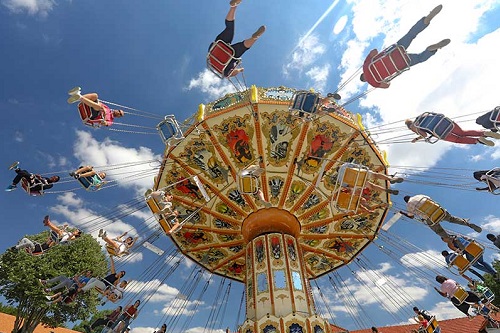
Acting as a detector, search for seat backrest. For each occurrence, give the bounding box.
[368,45,411,83]
[464,241,484,258]
[416,199,445,224]
[290,92,320,114]
[239,175,258,194]
[157,116,184,145]
[453,287,468,304]
[414,113,454,139]
[343,168,368,187]
[425,317,439,333]
[336,190,359,211]
[78,103,101,127]
[21,177,42,196]
[207,40,238,76]
[450,255,470,271]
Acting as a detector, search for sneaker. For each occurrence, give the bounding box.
[327,93,341,100]
[102,231,107,238]
[426,38,450,51]
[67,94,81,104]
[424,4,443,25]
[252,26,266,39]
[485,131,500,139]
[478,137,495,146]
[68,86,81,95]
[8,161,19,170]
[469,223,482,233]
[69,172,75,178]
[390,177,404,184]
[43,215,50,225]
[45,295,52,301]
[229,0,242,6]
[5,184,17,191]
[98,229,104,238]
[388,189,399,195]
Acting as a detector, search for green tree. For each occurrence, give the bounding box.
[0,231,108,333]
[72,308,115,332]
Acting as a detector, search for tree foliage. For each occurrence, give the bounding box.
[0,231,108,333]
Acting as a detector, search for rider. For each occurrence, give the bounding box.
[6,162,60,192]
[67,88,124,127]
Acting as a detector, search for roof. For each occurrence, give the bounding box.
[348,315,487,333]
[0,312,80,333]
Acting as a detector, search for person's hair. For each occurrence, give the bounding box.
[99,172,106,179]
[118,306,123,311]
[360,73,366,82]
[50,175,60,183]
[435,275,447,283]
[473,171,487,181]
[487,233,496,242]
[413,306,419,311]
[403,195,410,203]
[371,327,378,333]
[135,300,141,305]
[87,269,93,275]
[405,119,413,129]
[441,250,449,257]
[74,229,82,237]
[120,270,126,277]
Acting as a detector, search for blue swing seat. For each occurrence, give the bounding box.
[157,115,184,146]
[77,174,104,192]
[413,112,454,144]
[289,91,321,116]
[489,106,500,131]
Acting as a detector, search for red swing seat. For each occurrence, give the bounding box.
[207,40,241,78]
[21,177,43,196]
[368,44,411,83]
[78,103,102,128]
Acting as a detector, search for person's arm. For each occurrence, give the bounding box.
[475,186,489,191]
[118,232,128,240]
[128,237,139,248]
[399,211,414,219]
[433,286,447,298]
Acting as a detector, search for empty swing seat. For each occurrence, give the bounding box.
[207,40,241,78]
[289,91,321,115]
[367,44,411,83]
[424,317,440,333]
[485,168,500,195]
[413,112,454,143]
[489,106,500,131]
[447,252,472,274]
[480,287,495,303]
[414,198,446,225]
[157,115,184,145]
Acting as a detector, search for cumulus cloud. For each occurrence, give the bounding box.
[186,69,235,100]
[73,130,161,195]
[306,65,331,92]
[333,15,348,35]
[284,34,327,75]
[480,215,500,231]
[400,250,447,269]
[2,0,55,17]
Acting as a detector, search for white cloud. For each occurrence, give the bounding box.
[340,0,500,169]
[481,215,500,231]
[333,15,348,35]
[185,69,235,100]
[73,130,160,195]
[428,300,466,320]
[306,64,331,92]
[400,250,447,269]
[185,328,225,333]
[2,0,55,17]
[14,131,23,142]
[284,34,327,75]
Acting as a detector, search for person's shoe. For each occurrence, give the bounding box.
[390,177,404,184]
[102,231,107,238]
[8,161,19,170]
[387,189,399,195]
[69,172,76,178]
[98,229,104,238]
[5,184,17,191]
[67,94,81,104]
[469,223,482,233]
[426,38,450,51]
[68,87,81,95]
[424,4,443,25]
[229,0,242,7]
[38,278,46,286]
[252,26,266,39]
[43,215,50,225]
[478,137,495,146]
[45,295,52,301]
[485,131,500,139]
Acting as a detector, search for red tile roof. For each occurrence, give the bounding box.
[332,315,491,333]
[0,312,79,333]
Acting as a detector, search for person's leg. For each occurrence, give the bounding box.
[43,216,65,237]
[91,318,109,329]
[81,278,106,292]
[16,238,35,250]
[443,212,482,232]
[215,16,236,44]
[12,169,31,186]
[475,257,497,275]
[468,268,486,281]
[80,94,103,111]
[429,223,451,239]
[75,166,93,177]
[102,236,120,249]
[396,17,428,50]
[450,123,485,138]
[476,111,497,131]
[45,276,72,292]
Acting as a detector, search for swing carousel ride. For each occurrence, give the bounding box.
[147,85,393,333]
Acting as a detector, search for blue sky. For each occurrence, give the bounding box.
[1,0,500,332]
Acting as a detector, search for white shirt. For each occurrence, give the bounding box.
[406,195,431,216]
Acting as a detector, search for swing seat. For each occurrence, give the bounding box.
[453,286,468,305]
[447,252,472,274]
[481,287,495,303]
[207,40,241,78]
[464,240,484,259]
[424,317,440,333]
[336,189,361,212]
[144,192,172,233]
[333,163,369,213]
[368,44,411,83]
[105,244,128,257]
[157,115,184,146]
[413,112,454,144]
[414,198,445,225]
[78,103,102,128]
[489,106,500,131]
[77,174,104,192]
[238,174,259,195]
[485,168,500,195]
[21,177,43,196]
[289,91,321,115]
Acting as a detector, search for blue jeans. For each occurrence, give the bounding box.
[466,253,497,275]
[397,17,436,66]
